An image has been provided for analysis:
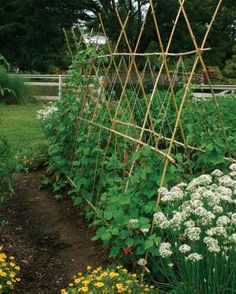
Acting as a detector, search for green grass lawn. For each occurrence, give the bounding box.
[0,103,46,167]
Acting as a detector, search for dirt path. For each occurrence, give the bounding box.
[0,171,107,293]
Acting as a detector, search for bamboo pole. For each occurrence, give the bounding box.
[102,8,152,161]
[77,116,175,163]
[179,0,231,157]
[123,1,190,191]
[156,0,223,205]
[149,0,192,167]
[67,47,211,62]
[142,0,224,274]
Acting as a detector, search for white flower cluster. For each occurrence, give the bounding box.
[137,258,147,266]
[158,186,184,202]
[185,253,203,262]
[155,164,236,263]
[129,218,139,225]
[36,105,58,121]
[159,242,173,258]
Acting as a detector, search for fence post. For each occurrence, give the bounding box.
[58,75,62,99]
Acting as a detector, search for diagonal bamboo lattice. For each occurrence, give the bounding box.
[64,0,235,268]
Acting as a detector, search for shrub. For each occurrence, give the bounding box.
[223,45,236,81]
[0,137,13,200]
[0,246,21,292]
[61,265,157,294]
[0,67,28,104]
[15,141,49,173]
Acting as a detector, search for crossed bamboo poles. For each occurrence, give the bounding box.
[68,0,230,270]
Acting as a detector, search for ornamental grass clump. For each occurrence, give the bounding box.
[150,164,236,293]
[0,246,20,293]
[61,265,158,294]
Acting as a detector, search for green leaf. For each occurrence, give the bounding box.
[101,231,112,242]
[111,227,119,235]
[125,238,134,247]
[109,246,120,258]
[104,210,113,220]
[144,239,154,250]
[73,196,82,206]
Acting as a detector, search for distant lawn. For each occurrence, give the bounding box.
[0,103,46,167]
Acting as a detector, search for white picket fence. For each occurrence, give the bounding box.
[193,84,236,99]
[13,74,236,101]
[20,74,68,101]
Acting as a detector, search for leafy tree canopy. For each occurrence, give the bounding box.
[0,0,235,72]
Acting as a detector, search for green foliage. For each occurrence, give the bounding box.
[0,104,46,169]
[0,1,235,71]
[42,46,236,280]
[0,67,28,104]
[0,103,14,228]
[223,45,236,80]
[62,265,157,293]
[0,247,21,292]
[0,53,10,70]
[0,0,82,72]
[0,136,13,202]
[149,167,236,293]
[15,141,49,172]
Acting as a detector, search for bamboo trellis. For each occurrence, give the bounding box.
[64,0,235,267]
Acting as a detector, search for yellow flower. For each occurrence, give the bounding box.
[61,289,68,294]
[116,283,124,290]
[82,280,90,286]
[94,282,104,288]
[116,283,126,293]
[0,253,7,261]
[109,272,119,278]
[0,270,7,277]
[87,266,92,270]
[9,262,16,267]
[100,271,108,278]
[7,280,12,286]
[81,286,89,292]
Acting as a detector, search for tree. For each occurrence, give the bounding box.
[0,0,82,72]
[0,0,235,72]
[79,0,236,66]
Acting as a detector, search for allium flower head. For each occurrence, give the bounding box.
[216,216,230,226]
[185,227,201,241]
[159,243,173,258]
[229,163,236,171]
[212,169,223,177]
[179,244,191,253]
[218,175,234,188]
[185,253,203,262]
[137,258,147,266]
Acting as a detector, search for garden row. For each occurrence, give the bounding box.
[1,48,236,292]
[37,48,236,293]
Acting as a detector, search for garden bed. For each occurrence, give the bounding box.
[0,171,107,293]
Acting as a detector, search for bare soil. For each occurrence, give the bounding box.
[0,171,107,294]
